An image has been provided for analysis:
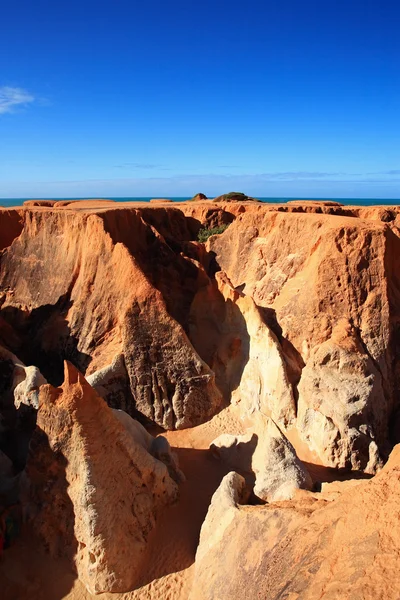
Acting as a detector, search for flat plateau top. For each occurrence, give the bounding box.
[1,199,399,232]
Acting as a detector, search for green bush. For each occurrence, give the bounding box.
[197,223,230,242]
[214,191,252,202]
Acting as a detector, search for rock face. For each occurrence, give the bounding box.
[189,272,296,428]
[23,362,179,593]
[0,206,226,429]
[297,320,384,472]
[209,209,400,470]
[1,200,400,466]
[190,444,400,600]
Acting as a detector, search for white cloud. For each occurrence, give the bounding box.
[0,86,35,114]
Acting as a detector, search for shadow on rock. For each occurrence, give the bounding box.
[0,298,92,386]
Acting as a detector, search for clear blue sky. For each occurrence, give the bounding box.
[1,0,399,198]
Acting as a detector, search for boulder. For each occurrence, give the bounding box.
[251,417,313,501]
[209,417,312,502]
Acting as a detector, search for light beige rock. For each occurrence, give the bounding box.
[86,354,130,412]
[194,471,249,566]
[251,416,313,501]
[189,271,296,428]
[13,365,47,410]
[0,345,47,411]
[297,320,385,472]
[209,432,256,474]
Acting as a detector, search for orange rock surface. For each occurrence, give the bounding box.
[23,362,178,593]
[190,444,400,599]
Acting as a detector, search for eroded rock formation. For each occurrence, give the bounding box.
[209,207,400,470]
[190,444,400,600]
[23,362,179,593]
[0,198,400,598]
[0,206,226,429]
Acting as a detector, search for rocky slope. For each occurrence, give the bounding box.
[1,197,400,599]
[191,445,400,600]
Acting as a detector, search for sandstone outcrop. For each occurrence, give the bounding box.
[191,444,400,600]
[209,209,400,471]
[297,319,384,472]
[1,200,400,453]
[0,206,225,429]
[213,192,259,203]
[189,193,208,202]
[23,362,179,593]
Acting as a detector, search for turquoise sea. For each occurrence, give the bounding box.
[0,197,399,208]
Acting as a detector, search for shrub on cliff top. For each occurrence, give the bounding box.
[189,192,208,201]
[214,191,250,202]
[197,224,230,243]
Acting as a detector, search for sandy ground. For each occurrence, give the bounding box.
[0,406,362,600]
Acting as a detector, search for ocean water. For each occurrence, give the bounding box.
[0,196,399,208]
